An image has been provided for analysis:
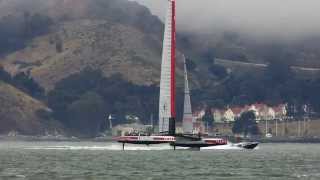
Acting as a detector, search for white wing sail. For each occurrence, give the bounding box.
[182,55,194,134]
[159,0,175,133]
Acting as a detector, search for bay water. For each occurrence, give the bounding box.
[0,141,319,180]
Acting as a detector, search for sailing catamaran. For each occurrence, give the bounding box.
[115,0,227,150]
[116,0,177,148]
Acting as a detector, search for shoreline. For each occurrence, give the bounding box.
[1,135,320,144]
[256,137,320,143]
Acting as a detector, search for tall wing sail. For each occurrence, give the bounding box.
[159,0,176,133]
[182,55,194,134]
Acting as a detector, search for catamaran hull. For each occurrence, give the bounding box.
[115,136,228,150]
[118,141,173,145]
[171,138,227,148]
[123,143,173,151]
[234,142,259,149]
[171,142,224,148]
[115,136,176,146]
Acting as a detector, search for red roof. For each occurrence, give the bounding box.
[272,104,286,113]
[231,107,243,115]
[251,103,267,110]
[210,108,218,113]
[209,103,287,117]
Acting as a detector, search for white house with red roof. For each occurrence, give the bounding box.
[260,107,276,120]
[212,108,236,123]
[222,108,235,123]
[210,103,288,123]
[231,107,243,118]
[273,104,287,119]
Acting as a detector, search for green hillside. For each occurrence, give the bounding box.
[0,0,320,136]
[0,80,63,135]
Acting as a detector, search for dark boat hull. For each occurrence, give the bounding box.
[235,142,259,149]
[117,141,171,145]
[171,141,220,148]
[172,138,228,148]
[115,136,175,145]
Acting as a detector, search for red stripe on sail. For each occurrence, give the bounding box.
[170,0,176,118]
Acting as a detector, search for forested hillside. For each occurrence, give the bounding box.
[0,0,320,136]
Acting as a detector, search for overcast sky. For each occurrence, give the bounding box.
[132,0,320,41]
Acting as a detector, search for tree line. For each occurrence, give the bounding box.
[47,68,161,136]
[0,12,53,55]
[194,57,320,115]
[0,66,44,99]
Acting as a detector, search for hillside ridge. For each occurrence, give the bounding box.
[0,81,63,135]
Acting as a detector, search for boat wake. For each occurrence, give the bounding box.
[201,144,242,150]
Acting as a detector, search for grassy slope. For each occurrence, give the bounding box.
[0,0,187,90]
[2,19,167,90]
[0,81,62,135]
[215,58,320,79]
[1,0,320,91]
[0,0,185,135]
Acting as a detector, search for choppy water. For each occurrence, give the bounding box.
[0,142,319,180]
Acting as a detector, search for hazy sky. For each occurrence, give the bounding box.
[132,0,320,41]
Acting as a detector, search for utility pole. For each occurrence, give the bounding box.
[303,104,308,136]
[298,119,301,137]
[265,119,268,136]
[275,119,278,137]
[150,113,154,127]
[283,116,288,137]
[150,113,154,134]
[283,118,285,137]
[303,116,306,136]
[108,114,113,131]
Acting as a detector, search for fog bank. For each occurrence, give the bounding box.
[133,0,320,41]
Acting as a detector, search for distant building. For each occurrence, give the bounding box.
[222,108,235,123]
[193,110,206,120]
[112,123,149,136]
[251,103,273,121]
[273,104,287,119]
[263,107,276,120]
[209,103,289,123]
[231,107,243,118]
[193,121,205,134]
[212,109,223,123]
[175,122,184,134]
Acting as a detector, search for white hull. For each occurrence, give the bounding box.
[25,143,189,151]
[25,142,249,151]
[201,144,242,150]
[117,143,173,151]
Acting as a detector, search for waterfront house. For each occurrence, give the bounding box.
[112,123,149,136]
[212,109,224,123]
[222,108,235,123]
[255,104,275,121]
[231,107,243,118]
[273,104,287,120]
[193,110,206,120]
